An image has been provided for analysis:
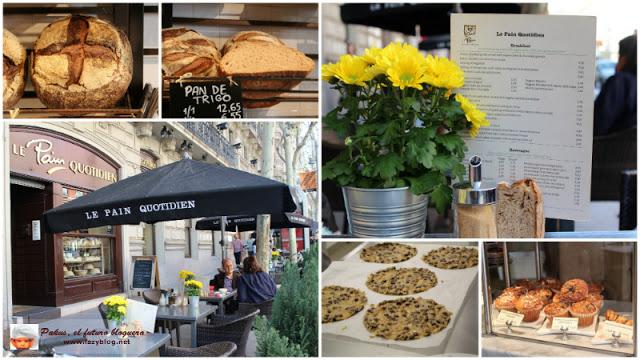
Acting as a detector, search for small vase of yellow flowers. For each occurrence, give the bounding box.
[322,43,489,237]
[102,295,127,330]
[185,279,203,308]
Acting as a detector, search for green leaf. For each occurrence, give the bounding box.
[406,140,436,169]
[451,162,467,181]
[407,172,444,195]
[401,97,421,112]
[435,133,465,152]
[433,154,458,172]
[372,153,404,180]
[431,183,452,214]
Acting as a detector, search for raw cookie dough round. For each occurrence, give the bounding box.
[364,297,452,340]
[423,246,478,269]
[360,242,417,263]
[322,285,368,323]
[366,267,438,295]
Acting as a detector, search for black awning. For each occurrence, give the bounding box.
[195,213,314,232]
[42,159,297,233]
[340,3,523,37]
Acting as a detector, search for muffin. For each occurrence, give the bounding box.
[515,294,544,322]
[585,293,604,310]
[543,302,570,327]
[552,293,572,305]
[588,282,604,295]
[494,293,518,313]
[560,279,589,302]
[569,300,598,327]
[502,286,528,297]
[538,277,562,291]
[529,288,553,304]
[515,279,537,290]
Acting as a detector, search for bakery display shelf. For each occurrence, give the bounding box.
[4,84,158,119]
[64,259,103,264]
[171,17,318,29]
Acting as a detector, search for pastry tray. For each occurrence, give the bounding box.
[322,243,478,353]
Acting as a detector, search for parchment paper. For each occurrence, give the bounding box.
[322,244,477,351]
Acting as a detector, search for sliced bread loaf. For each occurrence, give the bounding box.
[220,31,315,108]
[497,179,544,238]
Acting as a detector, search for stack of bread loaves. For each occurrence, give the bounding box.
[3,29,26,109]
[162,28,315,109]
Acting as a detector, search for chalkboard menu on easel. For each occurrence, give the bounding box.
[169,80,244,118]
[131,256,159,290]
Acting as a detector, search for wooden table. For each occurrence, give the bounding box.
[52,333,170,357]
[155,303,217,348]
[200,290,237,314]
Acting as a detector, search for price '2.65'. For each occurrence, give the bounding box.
[218,102,242,118]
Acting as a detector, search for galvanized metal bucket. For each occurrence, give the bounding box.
[342,186,428,238]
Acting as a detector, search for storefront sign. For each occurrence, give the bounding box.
[451,14,596,220]
[10,128,119,190]
[496,310,524,326]
[551,317,579,331]
[31,220,41,241]
[169,80,243,119]
[85,200,197,220]
[604,321,633,339]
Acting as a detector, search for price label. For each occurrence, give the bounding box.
[551,317,579,331]
[604,321,633,339]
[497,310,524,326]
[169,80,244,119]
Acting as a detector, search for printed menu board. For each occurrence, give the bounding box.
[451,14,596,220]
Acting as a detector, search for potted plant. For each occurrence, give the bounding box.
[322,42,489,237]
[184,279,203,308]
[102,295,128,330]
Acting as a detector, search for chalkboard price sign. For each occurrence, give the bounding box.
[169,80,244,119]
[131,258,154,289]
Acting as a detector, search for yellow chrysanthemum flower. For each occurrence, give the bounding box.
[333,55,373,86]
[362,47,382,65]
[118,306,127,314]
[321,63,337,81]
[455,94,490,137]
[375,42,422,72]
[386,55,429,90]
[179,270,195,279]
[185,280,203,289]
[424,55,465,89]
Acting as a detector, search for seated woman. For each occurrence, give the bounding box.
[238,256,277,304]
[210,258,240,313]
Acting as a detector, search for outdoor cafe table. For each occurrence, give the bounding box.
[155,303,217,348]
[38,308,107,347]
[200,290,237,314]
[52,333,171,357]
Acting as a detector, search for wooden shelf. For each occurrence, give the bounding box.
[171,17,318,29]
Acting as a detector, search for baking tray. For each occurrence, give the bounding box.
[322,243,478,353]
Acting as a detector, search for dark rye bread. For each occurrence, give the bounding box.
[30,15,133,109]
[162,28,221,77]
[220,31,315,108]
[3,28,26,109]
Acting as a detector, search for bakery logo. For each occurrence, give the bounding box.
[464,25,477,44]
[10,324,39,351]
[12,139,118,182]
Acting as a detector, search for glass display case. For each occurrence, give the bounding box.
[482,242,636,356]
[62,235,113,280]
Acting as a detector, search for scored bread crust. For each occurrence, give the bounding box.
[220,31,314,108]
[3,29,26,109]
[30,15,133,109]
[162,28,221,77]
[497,178,544,238]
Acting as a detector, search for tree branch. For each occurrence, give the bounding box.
[293,122,317,167]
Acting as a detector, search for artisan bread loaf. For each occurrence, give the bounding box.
[3,29,26,109]
[220,31,315,108]
[497,179,544,238]
[162,28,221,77]
[30,15,133,109]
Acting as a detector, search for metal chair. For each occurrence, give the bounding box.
[160,341,237,357]
[142,289,161,305]
[196,308,260,357]
[97,303,109,328]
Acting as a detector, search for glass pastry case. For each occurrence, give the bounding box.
[482,242,636,356]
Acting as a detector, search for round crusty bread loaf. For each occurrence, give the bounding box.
[162,28,221,77]
[3,29,26,109]
[30,15,133,109]
[220,31,314,108]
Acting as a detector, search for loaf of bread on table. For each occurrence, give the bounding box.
[497,178,544,238]
[30,15,132,109]
[162,28,221,78]
[3,29,26,109]
[220,31,315,108]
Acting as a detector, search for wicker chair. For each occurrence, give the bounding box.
[238,299,274,320]
[197,308,260,357]
[160,341,237,357]
[142,289,161,305]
